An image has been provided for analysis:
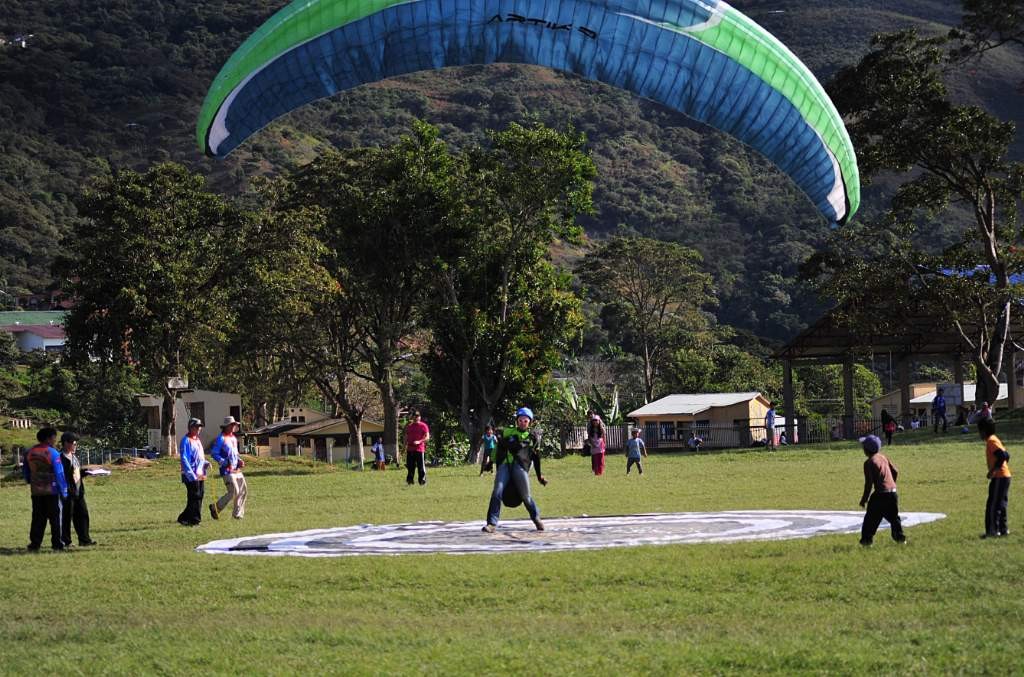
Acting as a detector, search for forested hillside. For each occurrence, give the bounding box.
[2,0,1022,342]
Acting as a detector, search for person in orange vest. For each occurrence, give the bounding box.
[979,417,1011,538]
[23,427,68,551]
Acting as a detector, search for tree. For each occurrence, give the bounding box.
[0,330,18,369]
[578,234,715,403]
[952,0,1024,59]
[423,122,595,460]
[57,163,244,454]
[286,123,465,466]
[811,29,1024,408]
[213,178,331,431]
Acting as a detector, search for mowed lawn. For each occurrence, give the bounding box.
[2,426,1023,675]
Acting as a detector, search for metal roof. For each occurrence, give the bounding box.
[0,311,67,328]
[628,393,766,418]
[909,383,1009,405]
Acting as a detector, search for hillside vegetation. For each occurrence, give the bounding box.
[2,0,1023,342]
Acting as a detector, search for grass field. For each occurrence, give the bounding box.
[2,426,1023,675]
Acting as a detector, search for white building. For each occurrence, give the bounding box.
[137,389,242,450]
[1,323,66,352]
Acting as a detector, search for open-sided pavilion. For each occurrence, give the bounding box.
[774,308,1024,441]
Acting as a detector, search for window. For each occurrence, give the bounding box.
[188,402,206,426]
[659,421,675,441]
[142,406,160,429]
[229,405,241,422]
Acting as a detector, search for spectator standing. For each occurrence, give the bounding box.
[588,412,606,476]
[404,410,430,486]
[59,432,95,546]
[978,417,1011,538]
[858,434,906,546]
[687,431,704,451]
[625,428,648,475]
[371,437,386,470]
[210,416,248,520]
[23,427,68,552]
[178,418,208,526]
[765,403,777,450]
[479,425,498,475]
[880,409,897,446]
[932,388,947,433]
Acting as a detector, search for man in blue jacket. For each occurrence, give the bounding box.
[23,427,68,551]
[178,418,209,526]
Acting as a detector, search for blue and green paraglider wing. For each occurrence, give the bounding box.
[198,0,860,224]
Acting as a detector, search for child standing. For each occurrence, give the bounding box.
[978,417,1011,538]
[858,434,906,546]
[479,425,498,475]
[625,428,647,475]
[371,438,386,470]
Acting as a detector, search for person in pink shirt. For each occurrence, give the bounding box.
[404,410,430,486]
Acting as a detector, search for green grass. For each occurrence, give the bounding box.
[1,427,1022,675]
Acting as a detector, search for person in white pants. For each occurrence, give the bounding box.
[209,416,248,519]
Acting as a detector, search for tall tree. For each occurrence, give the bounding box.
[424,122,595,459]
[286,123,465,465]
[57,163,243,453]
[811,30,1024,407]
[213,178,332,431]
[578,234,715,403]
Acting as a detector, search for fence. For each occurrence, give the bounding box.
[562,417,891,452]
[564,424,764,451]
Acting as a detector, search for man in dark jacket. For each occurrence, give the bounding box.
[59,432,96,547]
[23,427,68,551]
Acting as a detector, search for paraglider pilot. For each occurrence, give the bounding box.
[482,407,547,533]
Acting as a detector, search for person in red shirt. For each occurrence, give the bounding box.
[979,416,1011,538]
[404,410,430,486]
[858,434,906,546]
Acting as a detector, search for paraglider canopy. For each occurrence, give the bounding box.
[198,0,860,225]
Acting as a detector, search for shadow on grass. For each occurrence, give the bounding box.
[0,547,64,557]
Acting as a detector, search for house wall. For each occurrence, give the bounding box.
[871,383,936,420]
[630,397,771,447]
[139,389,242,450]
[256,420,386,459]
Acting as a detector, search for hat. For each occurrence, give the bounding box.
[188,417,203,428]
[221,416,238,428]
[515,407,534,421]
[60,432,79,444]
[858,434,882,454]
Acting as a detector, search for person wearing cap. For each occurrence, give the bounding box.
[59,432,95,546]
[858,434,906,546]
[23,427,68,551]
[178,418,209,526]
[209,416,248,519]
[482,407,548,533]
[403,410,430,486]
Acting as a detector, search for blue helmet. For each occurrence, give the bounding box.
[516,407,534,421]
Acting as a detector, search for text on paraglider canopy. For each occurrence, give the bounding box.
[487,14,598,40]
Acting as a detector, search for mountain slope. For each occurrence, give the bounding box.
[1,0,1022,342]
